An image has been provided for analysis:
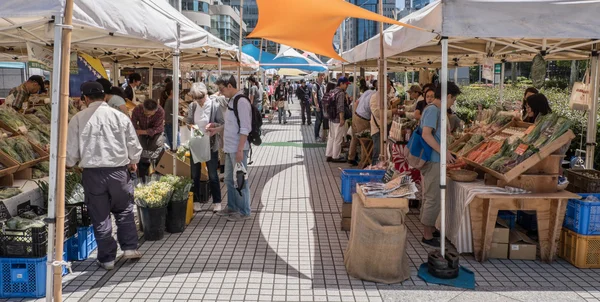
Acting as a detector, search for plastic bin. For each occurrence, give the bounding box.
[565,169,600,193]
[166,199,187,234]
[559,228,600,269]
[563,193,600,235]
[66,202,91,227]
[0,207,77,258]
[340,169,386,203]
[139,206,167,241]
[0,246,68,298]
[186,193,194,225]
[66,226,97,261]
[517,210,537,232]
[498,210,516,229]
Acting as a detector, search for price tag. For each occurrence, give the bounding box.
[18,126,28,134]
[515,144,529,155]
[523,125,535,135]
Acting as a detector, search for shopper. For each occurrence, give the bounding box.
[325,77,350,163]
[297,80,312,125]
[415,84,436,120]
[5,75,46,111]
[522,87,540,122]
[95,78,128,115]
[186,83,225,213]
[348,81,377,166]
[161,81,180,149]
[131,99,165,182]
[275,82,288,124]
[214,74,252,221]
[420,81,461,247]
[313,73,326,141]
[249,77,262,109]
[66,81,143,270]
[346,76,358,103]
[369,80,399,164]
[525,93,552,123]
[124,73,142,103]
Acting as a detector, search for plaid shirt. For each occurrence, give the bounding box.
[8,84,30,110]
[131,104,165,137]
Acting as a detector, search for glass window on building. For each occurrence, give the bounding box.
[182,0,209,13]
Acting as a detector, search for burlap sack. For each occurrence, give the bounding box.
[344,194,411,284]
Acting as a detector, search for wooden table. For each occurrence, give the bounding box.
[469,191,580,263]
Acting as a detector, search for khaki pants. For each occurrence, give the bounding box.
[419,161,441,227]
[348,113,371,161]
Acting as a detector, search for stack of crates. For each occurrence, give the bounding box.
[66,203,97,261]
[559,193,600,268]
[0,208,76,298]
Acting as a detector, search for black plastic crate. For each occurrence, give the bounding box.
[66,202,91,227]
[0,207,77,258]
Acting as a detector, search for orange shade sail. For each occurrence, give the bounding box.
[247,0,428,61]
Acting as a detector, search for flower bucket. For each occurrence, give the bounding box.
[166,199,187,233]
[139,206,167,241]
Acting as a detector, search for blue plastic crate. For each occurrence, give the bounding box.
[67,226,97,261]
[498,210,516,229]
[0,248,67,298]
[563,193,600,235]
[340,169,386,203]
[517,211,537,231]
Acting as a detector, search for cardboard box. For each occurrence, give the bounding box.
[489,242,509,259]
[155,151,191,179]
[492,218,510,244]
[509,230,537,260]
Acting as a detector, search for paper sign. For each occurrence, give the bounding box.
[515,144,529,156]
[482,58,495,81]
[512,245,520,251]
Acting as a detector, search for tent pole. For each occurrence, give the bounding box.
[54,0,75,299]
[148,65,154,99]
[440,37,449,258]
[383,59,388,162]
[586,45,599,169]
[112,62,119,86]
[500,62,505,103]
[218,51,222,76]
[454,66,458,83]
[45,13,64,302]
[237,0,244,85]
[378,0,385,162]
[173,23,181,176]
[404,71,408,98]
[258,39,264,82]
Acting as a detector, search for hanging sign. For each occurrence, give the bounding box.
[26,42,79,74]
[482,58,494,81]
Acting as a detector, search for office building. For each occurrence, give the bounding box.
[168,0,247,46]
[405,0,430,11]
[220,0,277,53]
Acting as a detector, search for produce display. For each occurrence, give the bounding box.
[0,136,39,163]
[36,171,83,208]
[0,107,27,132]
[134,181,174,208]
[159,175,192,202]
[465,114,572,174]
[466,114,513,136]
[0,188,21,199]
[2,211,46,232]
[453,135,484,156]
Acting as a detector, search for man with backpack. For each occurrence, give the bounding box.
[324,77,350,163]
[213,74,256,222]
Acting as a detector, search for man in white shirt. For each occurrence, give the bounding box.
[348,82,377,166]
[66,81,143,270]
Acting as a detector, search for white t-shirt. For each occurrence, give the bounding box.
[107,95,126,110]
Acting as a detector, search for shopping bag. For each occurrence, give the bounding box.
[189,128,211,163]
[569,82,590,111]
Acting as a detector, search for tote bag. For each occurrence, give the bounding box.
[407,106,438,169]
[570,69,591,111]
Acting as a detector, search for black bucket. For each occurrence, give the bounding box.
[139,206,167,241]
[166,199,187,233]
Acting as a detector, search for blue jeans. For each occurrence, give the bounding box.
[225,151,250,216]
[164,124,180,149]
[278,107,287,123]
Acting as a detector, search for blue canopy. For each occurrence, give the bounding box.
[242,44,327,72]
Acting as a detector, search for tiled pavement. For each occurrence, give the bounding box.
[3,102,600,302]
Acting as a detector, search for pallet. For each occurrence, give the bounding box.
[465,130,574,183]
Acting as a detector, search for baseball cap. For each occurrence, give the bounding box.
[80,81,104,96]
[28,75,46,93]
[337,77,349,85]
[408,85,422,93]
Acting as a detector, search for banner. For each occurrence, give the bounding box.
[482,58,494,81]
[26,42,78,74]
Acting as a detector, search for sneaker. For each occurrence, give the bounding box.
[227,213,251,222]
[97,260,114,270]
[326,157,333,162]
[433,230,441,238]
[122,250,142,260]
[212,203,222,213]
[348,160,359,167]
[193,202,203,212]
[422,237,441,247]
[216,207,237,216]
[330,157,347,163]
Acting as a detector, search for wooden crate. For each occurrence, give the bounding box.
[16,138,49,171]
[341,201,352,218]
[341,217,351,231]
[449,133,472,156]
[356,184,409,209]
[0,174,14,187]
[465,130,574,183]
[0,151,19,178]
[496,174,559,193]
[13,168,33,180]
[526,155,563,174]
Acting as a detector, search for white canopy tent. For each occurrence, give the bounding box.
[0,1,252,300]
[342,0,600,258]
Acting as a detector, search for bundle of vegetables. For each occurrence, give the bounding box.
[457,135,484,156]
[26,129,50,146]
[32,168,46,179]
[35,162,50,173]
[34,105,52,123]
[3,216,45,231]
[531,116,572,149]
[23,114,44,125]
[0,136,39,163]
[522,114,558,145]
[36,170,83,207]
[159,175,193,202]
[472,140,504,164]
[176,145,190,161]
[0,107,28,131]
[0,188,21,199]
[466,142,491,162]
[447,158,467,170]
[451,142,467,153]
[134,181,174,208]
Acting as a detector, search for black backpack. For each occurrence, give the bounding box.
[230,94,263,146]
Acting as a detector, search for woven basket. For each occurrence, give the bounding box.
[449,170,478,182]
